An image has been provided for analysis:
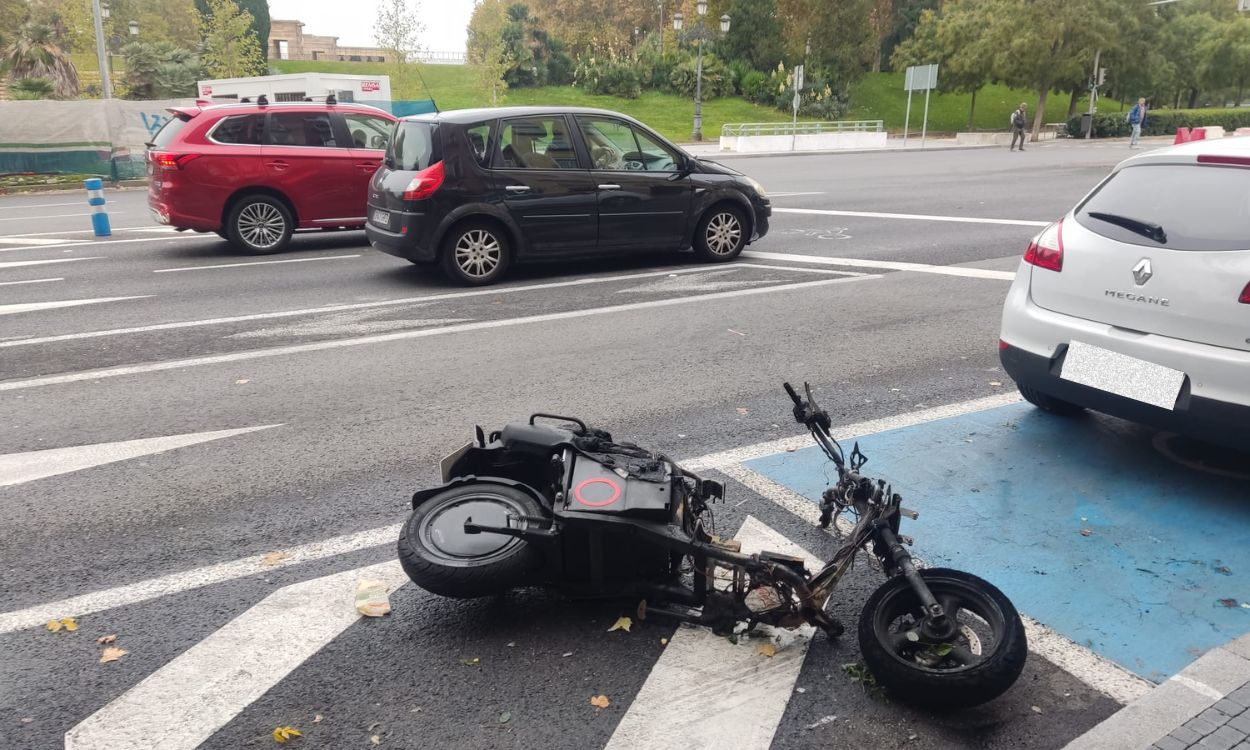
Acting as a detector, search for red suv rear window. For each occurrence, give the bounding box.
[149,114,191,148]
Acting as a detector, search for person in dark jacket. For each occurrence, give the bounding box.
[1128,98,1148,148]
[1010,103,1028,151]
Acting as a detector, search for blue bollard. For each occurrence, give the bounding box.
[84,177,111,237]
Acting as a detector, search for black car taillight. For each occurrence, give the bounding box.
[402,161,445,201]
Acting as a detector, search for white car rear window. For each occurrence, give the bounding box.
[1075,163,1250,252]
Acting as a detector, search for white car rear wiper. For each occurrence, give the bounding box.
[1087,211,1168,244]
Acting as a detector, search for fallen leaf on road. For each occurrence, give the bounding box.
[1219,598,1239,608]
[19,717,32,724]
[370,735,381,745]
[1031,706,1042,714]
[989,381,1002,387]
[261,551,290,566]
[736,407,749,415]
[235,379,250,385]
[46,620,62,632]
[59,617,78,631]
[757,642,777,657]
[607,616,632,633]
[1216,566,1233,576]
[462,656,480,666]
[272,726,301,744]
[99,646,128,664]
[590,695,610,709]
[498,711,511,724]
[355,579,391,617]
[562,652,573,657]
[96,634,117,645]
[1079,529,1093,537]
[660,638,668,646]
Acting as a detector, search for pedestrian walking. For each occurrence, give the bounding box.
[1128,98,1148,148]
[1009,103,1028,151]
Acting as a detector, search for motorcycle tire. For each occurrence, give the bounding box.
[858,568,1027,709]
[398,482,544,599]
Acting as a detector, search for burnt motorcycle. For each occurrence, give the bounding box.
[399,382,1027,708]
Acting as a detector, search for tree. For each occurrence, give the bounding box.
[777,0,874,86]
[198,0,263,78]
[194,0,268,61]
[3,21,80,98]
[719,0,784,71]
[1199,15,1250,106]
[121,40,202,98]
[467,0,511,105]
[526,0,654,55]
[373,0,427,100]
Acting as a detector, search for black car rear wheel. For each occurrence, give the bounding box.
[227,195,293,254]
[440,221,511,285]
[693,205,748,262]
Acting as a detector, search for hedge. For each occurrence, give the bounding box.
[1066,108,1250,138]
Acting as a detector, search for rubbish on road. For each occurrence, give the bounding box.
[590,695,610,709]
[757,642,778,657]
[261,551,291,567]
[46,617,77,632]
[498,711,511,724]
[313,715,323,724]
[660,638,668,645]
[461,656,480,666]
[1219,598,1239,608]
[607,616,632,633]
[354,579,391,617]
[99,646,127,664]
[727,329,746,336]
[562,652,573,657]
[272,726,301,744]
[1031,705,1043,714]
[805,715,837,730]
[370,735,381,745]
[96,634,116,644]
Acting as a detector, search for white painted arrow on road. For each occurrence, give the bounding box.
[0,425,281,488]
[0,296,150,317]
[616,268,783,294]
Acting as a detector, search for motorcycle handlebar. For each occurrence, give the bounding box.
[783,382,802,406]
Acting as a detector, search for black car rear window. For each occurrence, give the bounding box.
[1075,164,1250,251]
[389,121,440,171]
[149,114,190,148]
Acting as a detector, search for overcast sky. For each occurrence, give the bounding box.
[266,0,474,53]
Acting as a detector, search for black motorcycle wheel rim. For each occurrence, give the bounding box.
[869,575,1008,674]
[418,492,530,566]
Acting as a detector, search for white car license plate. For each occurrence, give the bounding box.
[371,209,390,226]
[1059,341,1184,410]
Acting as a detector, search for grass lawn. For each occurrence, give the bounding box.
[257,60,1126,141]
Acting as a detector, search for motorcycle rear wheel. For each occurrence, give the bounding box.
[858,568,1027,709]
[398,483,544,598]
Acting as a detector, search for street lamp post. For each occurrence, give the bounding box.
[673,1,730,142]
[91,0,112,99]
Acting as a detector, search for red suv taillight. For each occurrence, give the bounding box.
[1023,219,1064,272]
[402,161,445,201]
[1239,281,1250,304]
[152,152,201,170]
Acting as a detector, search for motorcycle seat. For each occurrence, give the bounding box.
[500,423,574,453]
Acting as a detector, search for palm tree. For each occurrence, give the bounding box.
[3,22,80,99]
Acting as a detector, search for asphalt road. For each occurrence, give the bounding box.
[1,141,1152,750]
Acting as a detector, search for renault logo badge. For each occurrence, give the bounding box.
[1132,258,1153,286]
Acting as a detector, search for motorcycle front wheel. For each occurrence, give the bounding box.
[858,568,1027,709]
[398,483,544,599]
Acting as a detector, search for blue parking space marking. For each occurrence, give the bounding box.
[745,403,1250,682]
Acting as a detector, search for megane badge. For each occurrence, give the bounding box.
[1132,258,1153,286]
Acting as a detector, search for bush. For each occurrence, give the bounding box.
[12,77,54,100]
[1066,107,1250,138]
[744,62,851,121]
[574,55,642,99]
[740,70,768,101]
[668,53,735,99]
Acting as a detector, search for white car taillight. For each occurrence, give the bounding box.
[1023,219,1064,272]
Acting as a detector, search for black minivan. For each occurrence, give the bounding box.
[365,106,771,285]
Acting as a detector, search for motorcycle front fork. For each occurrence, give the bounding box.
[872,521,957,641]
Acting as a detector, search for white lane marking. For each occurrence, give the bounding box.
[0,212,120,222]
[0,265,724,349]
[774,206,1051,227]
[3,226,176,238]
[1169,673,1224,701]
[152,255,362,273]
[766,191,827,198]
[0,425,279,488]
[0,277,63,287]
[64,561,409,750]
[0,201,82,210]
[0,257,102,269]
[0,522,400,634]
[616,268,782,294]
[743,250,1016,281]
[0,237,70,246]
[736,262,871,277]
[0,295,149,317]
[0,275,872,392]
[230,312,473,340]
[0,235,202,253]
[0,394,1016,632]
[723,464,1153,704]
[606,516,820,750]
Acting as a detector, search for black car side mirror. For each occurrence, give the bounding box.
[668,156,694,180]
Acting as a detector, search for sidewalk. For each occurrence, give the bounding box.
[1065,633,1250,750]
[683,134,1176,159]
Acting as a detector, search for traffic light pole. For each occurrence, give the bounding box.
[1084,48,1101,140]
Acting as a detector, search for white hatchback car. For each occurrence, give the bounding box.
[999,136,1250,450]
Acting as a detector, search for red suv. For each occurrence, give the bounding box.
[147,100,397,254]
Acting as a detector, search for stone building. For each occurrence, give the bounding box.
[268,19,389,64]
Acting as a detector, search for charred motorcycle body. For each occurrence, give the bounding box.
[399,383,1027,708]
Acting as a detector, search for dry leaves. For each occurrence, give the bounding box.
[272,726,302,744]
[355,579,392,617]
[757,643,778,658]
[462,657,480,666]
[660,638,669,646]
[312,715,323,724]
[45,617,77,632]
[96,634,117,645]
[589,695,610,709]
[607,616,632,633]
[100,646,128,664]
[1079,529,1093,537]
[370,735,382,745]
[261,551,291,566]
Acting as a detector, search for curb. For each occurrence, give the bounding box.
[1064,633,1250,750]
[0,179,146,196]
[686,143,1000,160]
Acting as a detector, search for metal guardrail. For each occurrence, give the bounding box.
[720,120,884,137]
